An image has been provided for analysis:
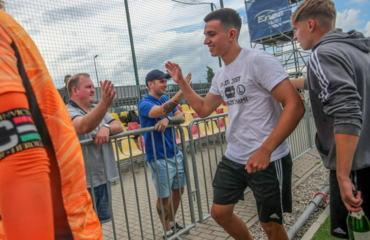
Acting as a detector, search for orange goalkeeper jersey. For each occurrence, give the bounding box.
[0,10,102,239]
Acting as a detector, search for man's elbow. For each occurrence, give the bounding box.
[198,110,213,118]
[284,99,305,119]
[114,125,124,134]
[198,113,209,118]
[178,118,185,124]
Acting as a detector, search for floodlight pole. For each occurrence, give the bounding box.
[93,55,100,99]
[124,0,141,102]
[93,55,99,87]
[124,0,140,87]
[219,0,224,8]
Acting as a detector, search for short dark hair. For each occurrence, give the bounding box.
[64,74,72,81]
[204,8,242,39]
[67,73,90,97]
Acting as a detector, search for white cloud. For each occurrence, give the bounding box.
[4,0,271,89]
[8,0,366,89]
[336,9,364,31]
[7,0,225,88]
[362,21,370,36]
[348,0,369,5]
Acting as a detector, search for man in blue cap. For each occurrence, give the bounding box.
[138,69,191,239]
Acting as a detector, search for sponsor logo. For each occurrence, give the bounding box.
[0,109,42,160]
[236,85,245,95]
[269,213,280,219]
[333,228,347,235]
[225,86,235,99]
[256,10,284,23]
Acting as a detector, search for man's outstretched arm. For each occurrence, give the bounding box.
[290,78,306,89]
[148,73,192,118]
[73,80,116,134]
[165,61,223,117]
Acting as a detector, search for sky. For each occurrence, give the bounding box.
[208,0,370,34]
[5,0,370,89]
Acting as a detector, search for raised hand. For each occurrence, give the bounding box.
[100,80,116,107]
[185,72,192,85]
[165,61,185,84]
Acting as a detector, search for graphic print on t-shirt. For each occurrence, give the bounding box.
[236,85,246,95]
[225,86,235,98]
[219,76,249,106]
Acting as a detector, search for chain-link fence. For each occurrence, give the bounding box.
[6,0,224,89]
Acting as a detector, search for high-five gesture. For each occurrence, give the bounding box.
[99,80,116,107]
[165,61,186,84]
[184,72,192,85]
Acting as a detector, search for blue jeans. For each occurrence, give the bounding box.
[88,183,112,223]
[148,151,187,198]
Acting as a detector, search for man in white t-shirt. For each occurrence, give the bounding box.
[165,8,305,240]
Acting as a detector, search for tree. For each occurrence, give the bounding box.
[206,66,215,83]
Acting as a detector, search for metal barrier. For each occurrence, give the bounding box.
[78,101,316,239]
[79,126,196,240]
[182,100,316,223]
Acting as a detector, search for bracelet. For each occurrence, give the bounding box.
[166,116,173,124]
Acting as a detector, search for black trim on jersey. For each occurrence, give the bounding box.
[11,42,73,239]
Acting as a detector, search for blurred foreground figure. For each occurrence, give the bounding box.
[0,3,102,239]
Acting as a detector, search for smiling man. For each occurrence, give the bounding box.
[165,7,305,240]
[138,69,191,239]
[67,73,123,223]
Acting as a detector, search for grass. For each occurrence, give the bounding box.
[311,216,342,240]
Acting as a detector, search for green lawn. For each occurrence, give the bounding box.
[311,216,342,240]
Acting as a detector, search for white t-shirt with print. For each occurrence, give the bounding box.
[209,48,290,165]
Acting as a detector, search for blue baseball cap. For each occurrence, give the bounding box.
[145,70,170,87]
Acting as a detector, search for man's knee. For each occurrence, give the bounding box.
[260,221,284,237]
[157,197,170,209]
[211,204,233,224]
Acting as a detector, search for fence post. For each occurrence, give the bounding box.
[303,99,314,149]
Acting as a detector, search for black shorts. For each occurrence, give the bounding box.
[329,167,370,239]
[212,153,292,224]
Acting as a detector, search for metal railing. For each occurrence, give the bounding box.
[78,101,316,239]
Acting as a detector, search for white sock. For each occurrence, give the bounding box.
[170,222,174,227]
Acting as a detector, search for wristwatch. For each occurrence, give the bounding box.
[166,116,173,124]
[102,124,111,132]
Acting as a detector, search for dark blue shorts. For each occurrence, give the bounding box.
[88,183,112,223]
